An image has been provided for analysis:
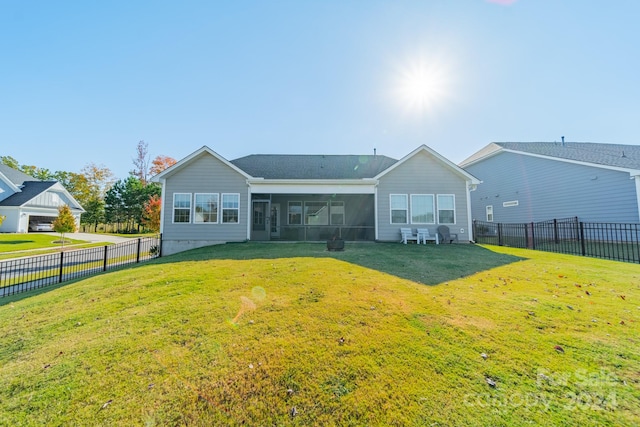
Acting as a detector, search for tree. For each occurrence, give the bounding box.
[80,163,115,199]
[0,156,20,169]
[82,198,106,232]
[142,194,162,233]
[149,155,177,177]
[131,140,150,185]
[104,180,127,231]
[52,205,77,248]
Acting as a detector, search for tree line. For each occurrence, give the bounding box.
[1,141,175,234]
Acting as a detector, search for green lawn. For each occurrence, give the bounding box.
[0,233,95,260]
[0,243,638,426]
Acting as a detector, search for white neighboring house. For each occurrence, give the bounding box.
[0,164,85,233]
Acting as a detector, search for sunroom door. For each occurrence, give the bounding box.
[252,200,270,241]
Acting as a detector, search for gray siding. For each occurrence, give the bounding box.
[377,150,471,242]
[465,152,639,223]
[161,152,249,247]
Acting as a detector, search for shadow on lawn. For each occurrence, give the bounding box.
[0,240,35,245]
[156,242,525,286]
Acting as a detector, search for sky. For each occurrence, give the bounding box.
[1,0,639,180]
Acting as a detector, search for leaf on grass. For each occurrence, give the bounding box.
[485,377,496,387]
[554,345,564,353]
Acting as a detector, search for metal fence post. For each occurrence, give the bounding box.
[136,238,141,263]
[58,252,64,283]
[579,222,586,256]
[530,222,535,249]
[103,246,108,271]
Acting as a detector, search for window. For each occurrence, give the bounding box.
[194,193,219,223]
[330,201,345,225]
[390,194,408,224]
[437,194,455,224]
[486,205,494,222]
[304,201,329,225]
[221,193,240,223]
[410,194,435,224]
[173,193,191,223]
[288,201,302,225]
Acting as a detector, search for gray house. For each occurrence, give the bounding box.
[0,164,85,233]
[460,142,640,224]
[152,145,481,255]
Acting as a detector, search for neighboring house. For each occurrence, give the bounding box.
[459,142,640,224]
[0,164,85,233]
[152,145,481,255]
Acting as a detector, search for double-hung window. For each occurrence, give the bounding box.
[194,193,219,223]
[330,201,345,225]
[173,193,191,223]
[410,194,435,224]
[390,194,408,224]
[288,201,302,225]
[221,193,240,223]
[486,205,494,222]
[437,194,455,224]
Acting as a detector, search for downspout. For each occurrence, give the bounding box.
[635,175,640,222]
[374,182,379,240]
[246,183,252,240]
[467,181,477,242]
[159,178,166,235]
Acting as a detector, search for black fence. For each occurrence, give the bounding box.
[0,236,161,297]
[473,218,640,263]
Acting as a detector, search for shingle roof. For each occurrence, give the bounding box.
[0,181,57,206]
[0,163,39,186]
[230,154,398,179]
[495,142,640,169]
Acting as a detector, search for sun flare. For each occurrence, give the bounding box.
[393,58,450,115]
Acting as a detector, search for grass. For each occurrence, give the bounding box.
[0,243,638,426]
[0,233,99,260]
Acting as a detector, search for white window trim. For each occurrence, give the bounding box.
[437,194,456,225]
[486,205,494,222]
[172,193,192,224]
[330,200,345,225]
[410,194,435,224]
[194,193,219,224]
[390,194,408,224]
[221,193,240,224]
[288,201,303,225]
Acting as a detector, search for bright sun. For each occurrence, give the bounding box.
[393,58,450,115]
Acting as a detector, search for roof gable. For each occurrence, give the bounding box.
[376,145,481,183]
[461,142,640,173]
[230,154,397,179]
[0,181,57,206]
[0,164,37,193]
[152,146,252,181]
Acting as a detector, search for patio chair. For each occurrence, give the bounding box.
[437,225,458,244]
[417,228,438,244]
[400,227,418,244]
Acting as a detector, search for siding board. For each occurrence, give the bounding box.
[162,152,249,246]
[465,152,639,223]
[377,151,471,242]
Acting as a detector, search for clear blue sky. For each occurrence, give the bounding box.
[2,0,639,180]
